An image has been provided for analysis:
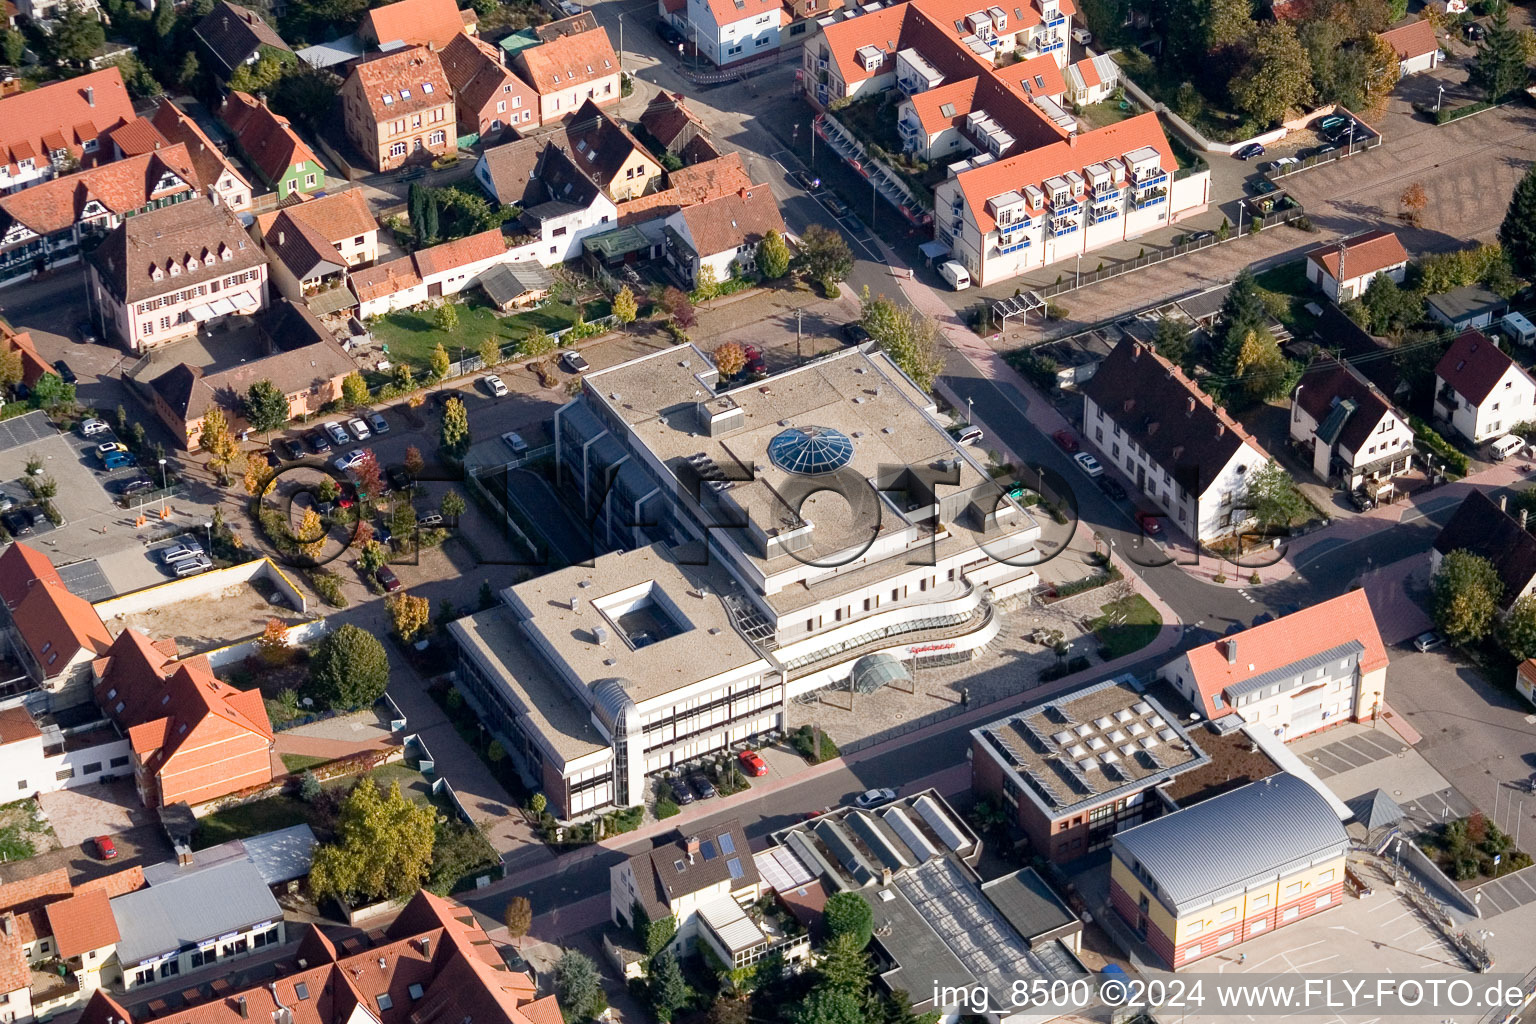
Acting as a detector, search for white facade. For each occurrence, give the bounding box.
[608,857,762,955]
[1435,361,1536,443]
[1304,254,1407,302]
[1082,393,1267,541]
[473,157,618,268]
[530,71,621,121]
[1289,396,1412,487]
[677,0,780,67]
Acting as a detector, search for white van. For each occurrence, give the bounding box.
[1502,312,1536,347]
[1490,434,1524,461]
[939,261,971,291]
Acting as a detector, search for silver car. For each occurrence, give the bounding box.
[160,541,203,564]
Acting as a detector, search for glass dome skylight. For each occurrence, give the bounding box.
[767,425,855,475]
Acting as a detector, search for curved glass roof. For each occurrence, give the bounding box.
[767,425,854,475]
[850,653,911,694]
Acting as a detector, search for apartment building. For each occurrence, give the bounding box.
[1289,356,1413,491]
[1110,773,1349,968]
[895,60,1062,162]
[87,194,269,351]
[1081,339,1270,542]
[342,46,456,172]
[439,32,539,140]
[0,68,135,194]
[1159,590,1388,741]
[509,27,621,122]
[451,344,1042,819]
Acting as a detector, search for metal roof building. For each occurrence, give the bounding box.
[111,859,283,966]
[1112,772,1349,915]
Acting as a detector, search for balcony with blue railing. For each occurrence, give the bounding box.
[1040,34,1064,52]
[1090,203,1120,224]
[1044,13,1065,27]
[1047,216,1078,237]
[1131,167,1168,189]
[1132,188,1167,211]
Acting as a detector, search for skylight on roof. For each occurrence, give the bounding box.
[382,94,393,104]
[295,984,310,1001]
[408,985,424,1000]
[718,832,736,854]
[377,995,393,1011]
[400,88,411,98]
[422,82,433,93]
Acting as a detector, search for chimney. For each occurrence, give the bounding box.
[1225,639,1237,665]
[684,835,701,863]
[880,866,893,885]
[237,997,249,1019]
[85,85,95,106]
[278,230,285,246]
[1,915,11,937]
[1501,495,1509,513]
[1523,509,1529,530]
[419,936,431,957]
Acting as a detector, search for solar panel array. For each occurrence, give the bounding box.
[895,859,1048,999]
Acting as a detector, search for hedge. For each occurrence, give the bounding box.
[1408,416,1470,476]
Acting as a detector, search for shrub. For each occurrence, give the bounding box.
[306,570,348,608]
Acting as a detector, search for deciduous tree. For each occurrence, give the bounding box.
[30,372,74,410]
[245,379,290,439]
[352,449,383,499]
[1499,594,1536,661]
[1400,182,1428,225]
[49,0,106,68]
[479,336,502,369]
[795,224,854,286]
[793,986,864,1024]
[254,618,290,664]
[1232,21,1312,127]
[503,896,532,940]
[612,285,638,331]
[695,262,720,303]
[441,489,465,519]
[386,591,431,642]
[758,228,791,280]
[358,540,389,575]
[663,287,696,329]
[0,348,22,392]
[309,623,390,708]
[520,327,556,357]
[296,506,325,559]
[404,445,424,478]
[440,396,470,457]
[435,303,458,333]
[1433,549,1504,645]
[429,342,451,381]
[1244,460,1309,530]
[713,342,747,377]
[200,406,241,480]
[861,294,945,391]
[342,371,369,407]
[308,779,435,905]
[824,891,874,949]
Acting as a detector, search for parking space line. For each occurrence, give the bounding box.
[1477,887,1508,913]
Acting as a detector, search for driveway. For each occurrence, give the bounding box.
[38,779,154,846]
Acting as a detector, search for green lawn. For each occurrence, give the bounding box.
[1254,259,1322,338]
[1080,99,1138,130]
[1090,595,1163,659]
[280,753,331,773]
[369,297,614,370]
[193,795,318,850]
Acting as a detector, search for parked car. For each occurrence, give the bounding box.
[80,418,109,437]
[792,170,822,191]
[118,478,154,496]
[263,449,282,468]
[376,566,402,593]
[75,321,97,345]
[160,541,203,564]
[1187,230,1215,242]
[1310,144,1339,159]
[482,374,509,397]
[1072,452,1104,477]
[823,195,851,218]
[277,437,306,460]
[367,411,390,435]
[559,351,590,373]
[654,19,685,46]
[305,431,333,454]
[687,773,717,799]
[1235,143,1265,160]
[333,450,367,472]
[854,787,897,808]
[346,417,371,441]
[1313,114,1350,133]
[841,322,871,345]
[743,345,766,375]
[1071,26,1092,44]
[324,421,351,446]
[1349,487,1377,512]
[52,360,77,384]
[174,554,213,577]
[1096,477,1127,501]
[102,451,133,470]
[955,425,984,446]
[386,466,412,492]
[94,835,117,860]
[95,441,128,459]
[1412,631,1443,653]
[738,750,768,777]
[666,778,695,806]
[501,431,529,454]
[1135,510,1163,535]
[417,511,444,527]
[1268,156,1301,173]
[1,509,35,535]
[1051,430,1079,452]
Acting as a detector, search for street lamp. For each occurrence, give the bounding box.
[616,12,626,75]
[967,395,974,426]
[157,458,167,515]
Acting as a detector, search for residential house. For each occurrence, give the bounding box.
[1432,328,1536,443]
[473,140,618,268]
[662,183,786,287]
[1110,773,1349,969]
[610,820,765,958]
[439,32,538,140]
[615,151,753,246]
[0,144,201,289]
[759,791,1079,1018]
[148,304,352,448]
[1080,339,1271,541]
[359,0,474,49]
[640,91,710,156]
[970,675,1212,862]
[104,118,171,161]
[1304,229,1409,302]
[0,318,52,387]
[341,46,456,173]
[0,703,132,796]
[149,99,253,211]
[351,227,515,316]
[780,0,843,44]
[218,91,326,199]
[87,195,269,351]
[562,99,663,201]
[1379,19,1440,77]
[1064,53,1118,105]
[896,66,1062,163]
[1428,284,1508,331]
[0,68,136,194]
[664,0,784,68]
[13,0,98,20]
[1431,490,1536,611]
[92,628,274,807]
[1159,590,1389,740]
[0,541,113,710]
[89,889,560,1017]
[1289,357,1413,491]
[254,189,377,308]
[194,1,292,76]
[509,27,621,122]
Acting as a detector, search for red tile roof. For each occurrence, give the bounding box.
[44,889,119,958]
[413,227,507,276]
[362,0,468,47]
[440,32,527,116]
[351,256,422,302]
[0,320,50,387]
[677,184,786,257]
[1011,52,1066,98]
[150,99,252,197]
[512,27,618,95]
[9,566,111,680]
[0,68,135,175]
[956,111,1175,232]
[1435,328,1531,406]
[1178,590,1387,718]
[1306,228,1409,282]
[1380,18,1437,60]
[615,153,753,227]
[639,91,707,150]
[700,0,778,29]
[106,117,169,158]
[219,91,320,185]
[1071,55,1100,89]
[256,188,376,245]
[0,540,63,610]
[0,144,201,238]
[347,46,454,122]
[0,707,39,747]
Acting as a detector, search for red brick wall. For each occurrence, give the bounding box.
[157,736,274,807]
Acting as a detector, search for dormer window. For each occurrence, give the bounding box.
[169,263,182,276]
[151,266,164,280]
[187,257,199,271]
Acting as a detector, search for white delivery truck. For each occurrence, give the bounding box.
[939,261,971,290]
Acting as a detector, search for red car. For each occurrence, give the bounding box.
[1135,510,1163,535]
[376,566,402,593]
[94,835,117,860]
[738,750,768,777]
[1051,430,1079,452]
[743,345,767,376]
